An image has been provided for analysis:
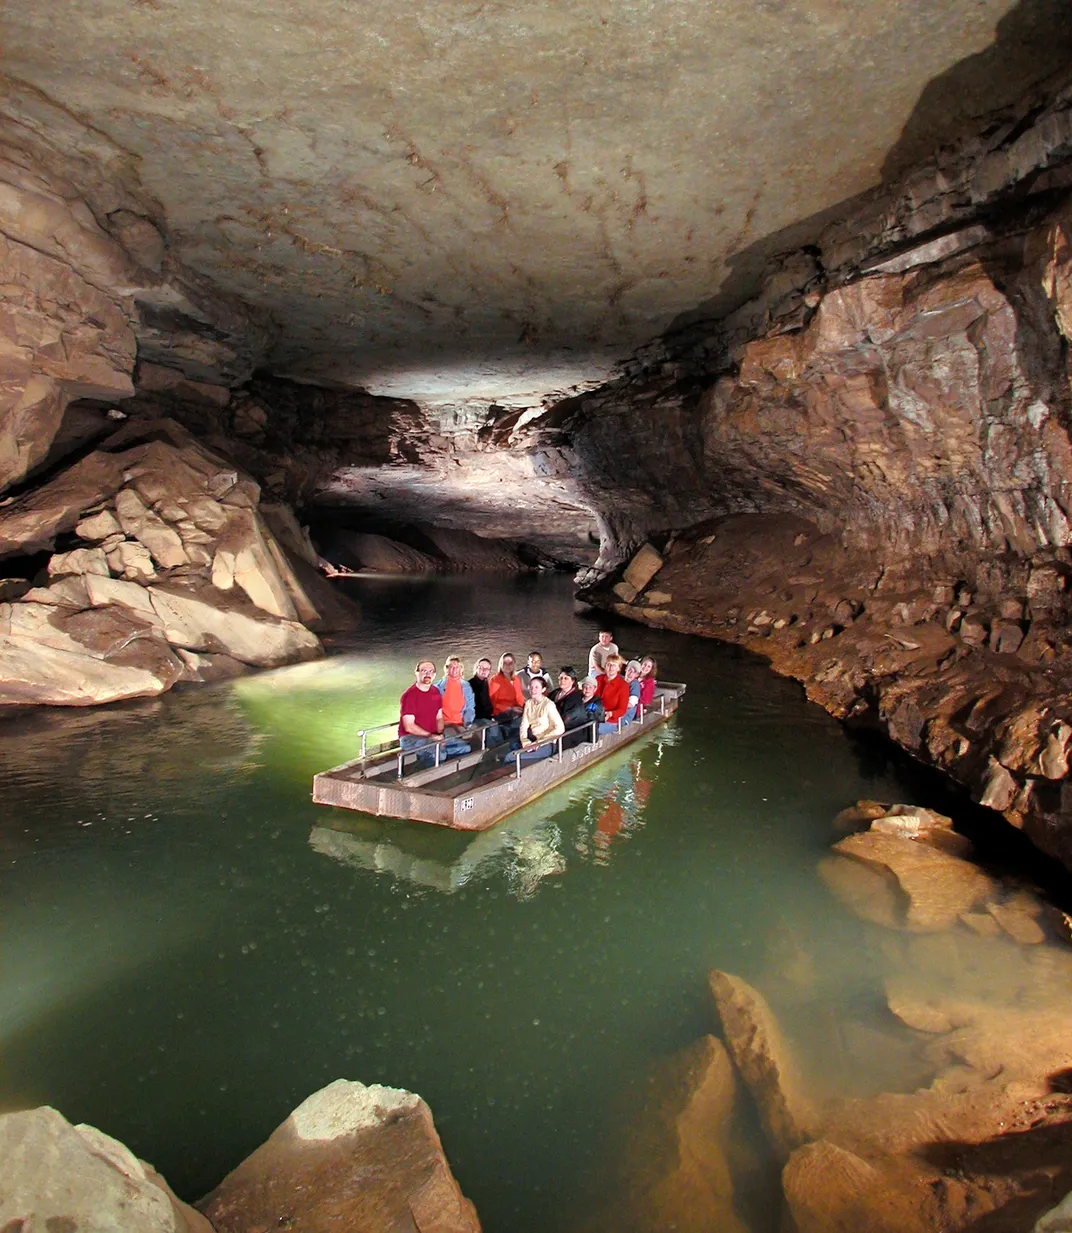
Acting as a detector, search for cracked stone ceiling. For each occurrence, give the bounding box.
[2,0,1069,409]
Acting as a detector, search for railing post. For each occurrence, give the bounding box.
[397,751,404,780]
[556,736,563,761]
[515,750,523,779]
[360,731,367,758]
[435,742,441,768]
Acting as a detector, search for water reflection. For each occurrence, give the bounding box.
[309,733,677,900]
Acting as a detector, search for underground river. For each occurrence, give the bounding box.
[2,572,1067,1231]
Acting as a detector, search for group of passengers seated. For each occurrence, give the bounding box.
[397,630,659,769]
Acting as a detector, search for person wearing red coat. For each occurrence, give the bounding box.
[597,656,631,734]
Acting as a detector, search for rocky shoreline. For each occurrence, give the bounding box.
[582,518,1072,880]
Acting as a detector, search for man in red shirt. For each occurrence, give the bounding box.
[399,659,470,765]
[597,655,631,735]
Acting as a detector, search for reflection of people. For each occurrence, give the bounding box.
[434,655,475,734]
[399,659,469,764]
[505,676,565,764]
[588,629,618,678]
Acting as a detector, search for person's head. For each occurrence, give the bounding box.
[558,666,578,694]
[414,659,436,688]
[640,655,657,678]
[598,630,614,647]
[527,650,543,671]
[625,659,642,681]
[498,652,516,676]
[474,658,492,679]
[604,654,623,678]
[444,654,464,679]
[581,676,600,699]
[529,676,548,699]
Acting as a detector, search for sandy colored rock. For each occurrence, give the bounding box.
[832,800,892,831]
[987,899,1046,946]
[612,579,639,603]
[832,831,995,931]
[819,852,906,930]
[708,970,817,1162]
[107,539,157,582]
[782,1140,935,1233]
[115,488,189,569]
[200,1078,480,1233]
[622,543,664,593]
[573,1035,760,1233]
[146,585,320,668]
[0,1106,211,1233]
[76,508,122,541]
[48,546,110,578]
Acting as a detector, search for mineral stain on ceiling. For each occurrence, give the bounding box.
[4,0,1070,408]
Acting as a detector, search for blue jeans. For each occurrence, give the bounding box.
[502,741,555,765]
[400,733,471,766]
[598,717,632,736]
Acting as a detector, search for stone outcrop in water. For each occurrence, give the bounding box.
[200,1079,480,1233]
[698,809,1072,1232]
[0,1081,479,1233]
[0,418,331,706]
[0,1105,213,1233]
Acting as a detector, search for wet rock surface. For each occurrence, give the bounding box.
[200,1079,480,1233]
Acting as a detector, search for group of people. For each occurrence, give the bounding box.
[397,629,660,767]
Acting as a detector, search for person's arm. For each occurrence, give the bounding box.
[462,681,475,726]
[512,677,524,709]
[402,713,440,739]
[519,702,533,746]
[435,707,445,734]
[546,700,565,740]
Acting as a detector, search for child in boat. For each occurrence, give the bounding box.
[505,675,565,763]
[623,659,644,723]
[638,656,658,709]
[597,655,631,733]
[580,676,605,731]
[588,629,618,678]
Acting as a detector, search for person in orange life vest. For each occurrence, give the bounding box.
[597,655,631,734]
[399,659,469,764]
[489,651,525,735]
[434,654,475,734]
[638,655,658,709]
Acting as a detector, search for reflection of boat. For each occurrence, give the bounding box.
[312,684,685,831]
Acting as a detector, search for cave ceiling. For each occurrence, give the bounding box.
[4,0,1068,412]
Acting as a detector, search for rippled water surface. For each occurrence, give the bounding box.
[2,574,975,1230]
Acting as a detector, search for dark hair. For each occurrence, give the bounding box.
[558,665,579,685]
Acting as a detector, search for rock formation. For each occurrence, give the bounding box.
[0,1081,480,1233]
[0,418,328,706]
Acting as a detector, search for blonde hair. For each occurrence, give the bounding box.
[497,652,515,671]
[444,654,464,671]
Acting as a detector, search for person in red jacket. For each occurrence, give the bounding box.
[597,655,631,734]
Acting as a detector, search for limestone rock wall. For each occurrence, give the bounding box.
[0,419,325,707]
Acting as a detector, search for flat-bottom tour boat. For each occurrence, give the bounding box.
[312,683,686,831]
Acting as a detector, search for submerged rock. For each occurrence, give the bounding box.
[200,1078,480,1233]
[0,1105,212,1233]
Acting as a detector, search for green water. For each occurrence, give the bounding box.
[0,574,995,1229]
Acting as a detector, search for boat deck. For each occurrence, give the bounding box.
[312,683,685,830]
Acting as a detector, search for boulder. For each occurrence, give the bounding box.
[572,1036,757,1233]
[199,1079,480,1233]
[1035,1189,1072,1232]
[76,509,122,540]
[832,831,996,931]
[708,970,817,1162]
[0,1106,211,1233]
[818,852,906,930]
[987,898,1046,946]
[48,546,110,578]
[782,1140,935,1233]
[622,542,664,593]
[115,488,190,569]
[145,586,320,668]
[107,539,158,582]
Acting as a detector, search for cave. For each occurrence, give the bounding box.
[4,2,1072,1230]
